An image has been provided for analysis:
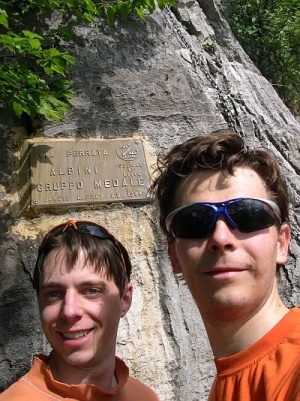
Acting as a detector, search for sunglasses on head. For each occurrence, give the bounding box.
[46,220,130,277]
[166,197,281,239]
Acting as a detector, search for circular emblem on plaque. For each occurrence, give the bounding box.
[116,144,139,161]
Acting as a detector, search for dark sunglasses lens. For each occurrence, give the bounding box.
[171,205,215,239]
[75,222,110,239]
[76,222,130,275]
[227,199,276,233]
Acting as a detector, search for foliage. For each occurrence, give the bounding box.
[0,0,174,122]
[225,0,300,114]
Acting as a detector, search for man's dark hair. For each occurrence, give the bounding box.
[34,227,131,296]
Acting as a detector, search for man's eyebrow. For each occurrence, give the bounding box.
[40,280,108,289]
[79,280,108,288]
[40,282,61,288]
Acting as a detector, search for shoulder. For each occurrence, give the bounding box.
[114,357,160,401]
[284,307,300,332]
[0,354,51,401]
[290,307,300,318]
[122,377,160,401]
[0,376,32,401]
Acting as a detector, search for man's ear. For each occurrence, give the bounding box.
[120,283,133,318]
[168,242,182,275]
[276,223,291,265]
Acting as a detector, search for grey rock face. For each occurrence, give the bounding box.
[0,2,299,400]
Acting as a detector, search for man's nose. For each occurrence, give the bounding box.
[207,217,237,252]
[60,291,83,320]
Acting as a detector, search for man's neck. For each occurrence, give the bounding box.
[48,352,117,390]
[202,292,289,358]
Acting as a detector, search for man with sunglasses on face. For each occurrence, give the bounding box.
[151,129,300,400]
[0,220,159,401]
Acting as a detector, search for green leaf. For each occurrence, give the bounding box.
[0,9,8,28]
[117,1,130,20]
[135,7,146,20]
[22,30,43,40]
[107,6,116,24]
[12,101,24,118]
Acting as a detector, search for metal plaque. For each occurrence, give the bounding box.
[30,138,152,208]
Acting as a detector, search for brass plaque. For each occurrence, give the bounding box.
[30,138,152,207]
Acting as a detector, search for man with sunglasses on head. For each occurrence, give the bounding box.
[151,129,300,400]
[0,220,159,401]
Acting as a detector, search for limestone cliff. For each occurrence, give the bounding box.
[0,1,299,400]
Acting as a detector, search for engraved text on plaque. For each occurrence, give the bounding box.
[30,138,152,207]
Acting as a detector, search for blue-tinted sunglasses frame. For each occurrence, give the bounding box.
[166,197,281,239]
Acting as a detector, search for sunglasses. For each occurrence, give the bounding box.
[166,197,281,239]
[46,220,131,277]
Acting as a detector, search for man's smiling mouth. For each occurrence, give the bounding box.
[61,330,91,339]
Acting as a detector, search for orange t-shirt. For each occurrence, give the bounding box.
[0,354,160,401]
[209,307,300,401]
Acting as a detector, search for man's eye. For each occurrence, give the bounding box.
[84,288,101,297]
[46,291,62,299]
